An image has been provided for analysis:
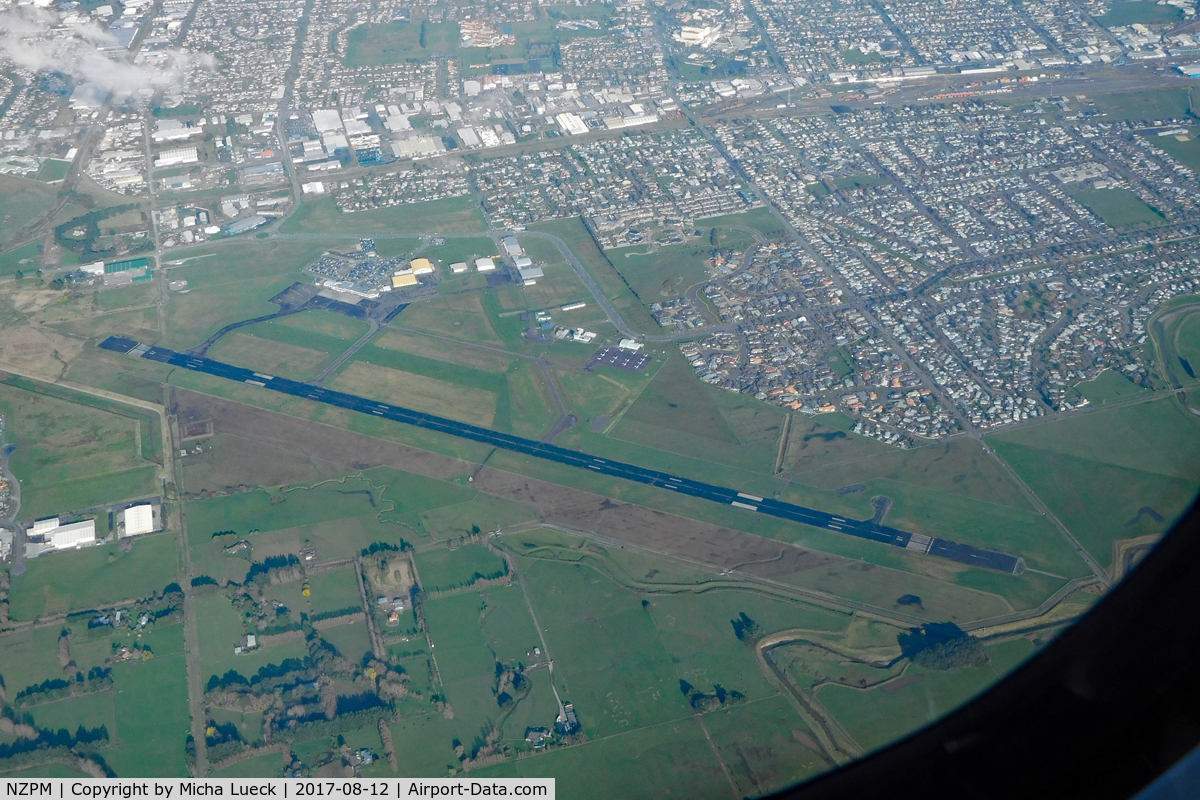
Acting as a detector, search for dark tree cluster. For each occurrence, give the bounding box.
[898,622,988,670]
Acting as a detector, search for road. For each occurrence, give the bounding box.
[101,335,1021,574]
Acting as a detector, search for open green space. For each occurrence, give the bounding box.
[529,218,659,333]
[517,556,692,739]
[345,20,460,66]
[705,695,830,796]
[0,241,41,276]
[1071,187,1165,229]
[26,683,116,735]
[414,237,499,269]
[104,626,191,777]
[1095,1,1184,26]
[36,159,71,184]
[832,175,890,191]
[280,196,486,236]
[607,242,715,303]
[0,378,160,519]
[184,470,489,579]
[8,533,179,621]
[989,397,1200,567]
[0,625,71,695]
[414,544,507,593]
[649,590,848,703]
[211,752,285,778]
[420,586,551,748]
[318,619,373,664]
[336,337,557,438]
[472,716,732,799]
[816,641,1015,754]
[194,593,310,685]
[1075,369,1153,404]
[0,175,59,247]
[698,208,783,237]
[161,240,352,350]
[264,565,363,619]
[1086,87,1194,122]
[1150,130,1200,172]
[206,309,370,381]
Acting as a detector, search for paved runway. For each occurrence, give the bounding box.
[101,336,1020,574]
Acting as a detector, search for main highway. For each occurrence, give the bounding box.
[100,336,1021,574]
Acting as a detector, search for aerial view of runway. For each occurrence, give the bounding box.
[101,336,1021,574]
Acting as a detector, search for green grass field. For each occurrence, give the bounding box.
[815,641,1018,754]
[832,175,889,191]
[414,544,507,592]
[697,207,784,236]
[1095,1,1184,26]
[1072,187,1164,229]
[0,175,59,247]
[1086,87,1194,122]
[206,309,371,380]
[8,533,179,621]
[607,242,715,303]
[517,556,692,739]
[280,196,486,236]
[184,470,486,578]
[471,716,732,799]
[989,397,1200,567]
[36,159,71,184]
[195,593,310,685]
[420,587,551,747]
[318,619,373,664]
[0,241,41,276]
[262,565,363,619]
[1076,369,1153,404]
[1150,131,1200,172]
[161,240,351,350]
[529,218,659,333]
[0,379,160,519]
[104,625,191,777]
[0,624,68,695]
[336,338,557,437]
[416,237,499,268]
[345,20,460,66]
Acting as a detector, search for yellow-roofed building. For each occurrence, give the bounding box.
[410,257,434,274]
[392,272,419,288]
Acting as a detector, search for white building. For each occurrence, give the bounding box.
[123,504,155,536]
[502,236,524,257]
[475,257,496,272]
[555,113,588,136]
[49,520,97,550]
[450,262,469,274]
[618,338,644,352]
[312,109,344,133]
[155,147,199,168]
[151,120,200,143]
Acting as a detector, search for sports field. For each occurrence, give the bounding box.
[1150,131,1200,173]
[1085,88,1193,122]
[1071,188,1164,229]
[345,20,460,66]
[1094,1,1183,26]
